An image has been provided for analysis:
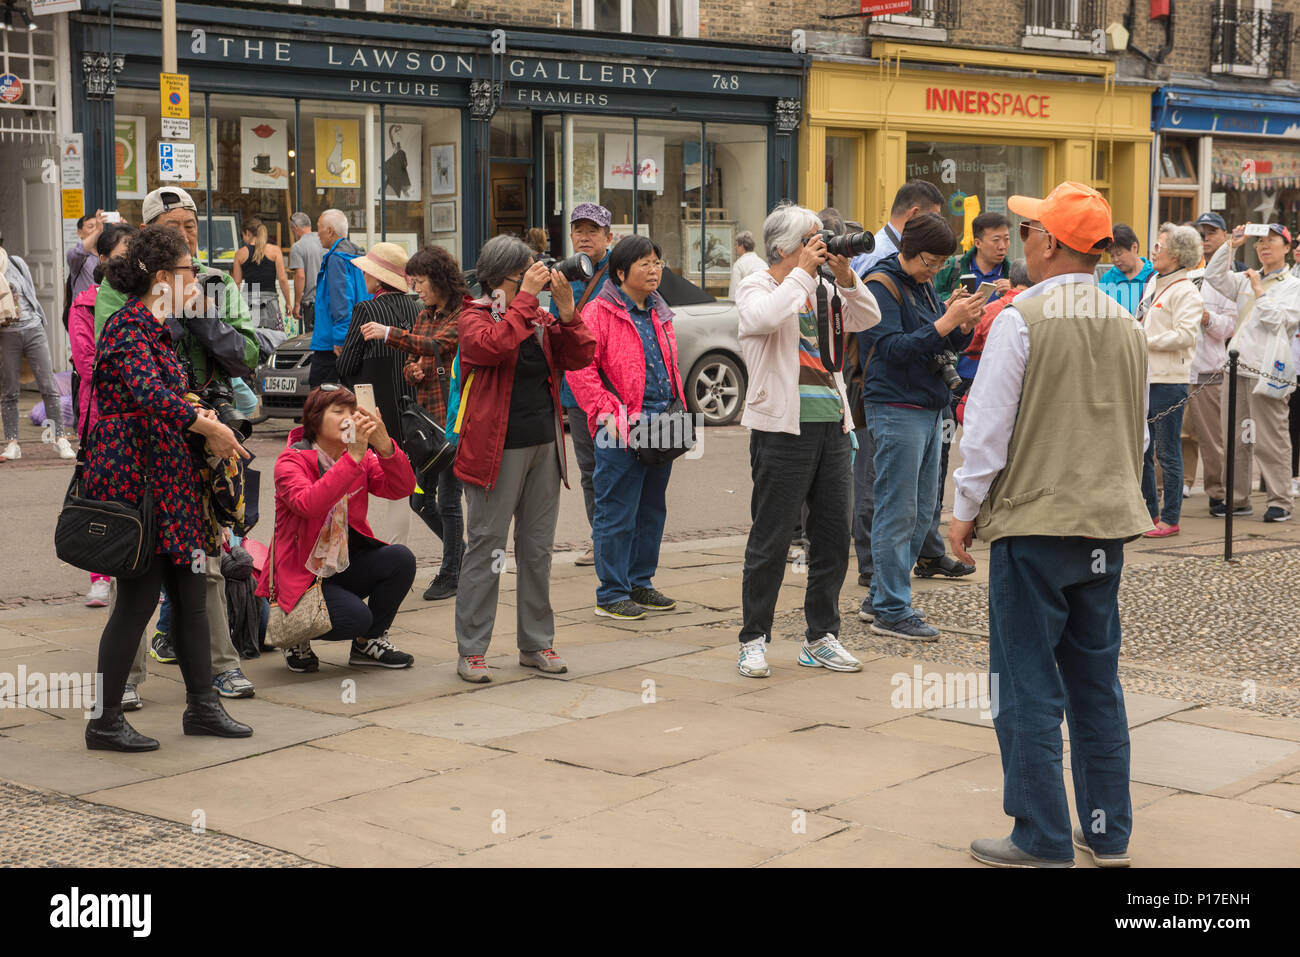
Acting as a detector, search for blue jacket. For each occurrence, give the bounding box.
[1099,258,1154,316]
[859,253,972,412]
[310,237,368,352]
[552,250,610,408]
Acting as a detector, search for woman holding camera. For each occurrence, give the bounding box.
[859,212,984,641]
[734,204,882,679]
[84,226,253,752]
[567,235,683,621]
[453,235,595,683]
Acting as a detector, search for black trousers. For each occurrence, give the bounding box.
[318,530,416,642]
[411,465,465,582]
[740,422,851,644]
[309,350,340,388]
[97,552,211,710]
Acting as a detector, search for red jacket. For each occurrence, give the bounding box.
[453,290,595,491]
[255,426,416,614]
[566,280,685,440]
[69,285,100,434]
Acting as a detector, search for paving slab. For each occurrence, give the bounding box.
[1169,706,1300,743]
[566,607,739,633]
[652,725,983,809]
[924,690,1194,735]
[364,695,572,744]
[1128,793,1300,867]
[662,581,743,612]
[869,713,1004,755]
[83,744,432,831]
[307,727,509,772]
[530,636,706,679]
[491,699,808,775]
[760,824,979,867]
[1238,783,1300,814]
[319,752,663,851]
[727,671,929,728]
[575,667,763,704]
[231,806,460,867]
[465,677,646,719]
[0,735,158,795]
[642,645,824,689]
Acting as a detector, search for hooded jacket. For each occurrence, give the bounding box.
[254,425,416,615]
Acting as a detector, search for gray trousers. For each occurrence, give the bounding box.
[567,407,596,528]
[456,443,561,657]
[1,325,64,439]
[111,556,241,686]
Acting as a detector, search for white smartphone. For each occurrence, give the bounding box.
[348,383,376,454]
[971,281,998,306]
[102,211,123,224]
[1244,223,1270,237]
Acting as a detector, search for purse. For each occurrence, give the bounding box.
[399,393,456,475]
[53,366,158,579]
[264,534,333,650]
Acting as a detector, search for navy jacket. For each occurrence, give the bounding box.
[859,253,972,412]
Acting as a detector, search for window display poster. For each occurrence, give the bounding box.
[177,117,215,192]
[985,170,1007,214]
[240,117,290,190]
[430,143,456,196]
[603,133,664,191]
[376,123,422,201]
[572,133,599,205]
[115,115,146,200]
[314,118,361,189]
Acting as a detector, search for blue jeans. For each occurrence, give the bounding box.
[865,403,941,623]
[592,439,672,606]
[1141,383,1188,525]
[851,424,874,577]
[989,536,1132,860]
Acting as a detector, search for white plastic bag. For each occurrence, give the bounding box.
[1252,325,1298,400]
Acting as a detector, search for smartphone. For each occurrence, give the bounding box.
[1244,223,1270,237]
[959,273,978,294]
[972,281,998,305]
[349,383,376,454]
[102,211,123,224]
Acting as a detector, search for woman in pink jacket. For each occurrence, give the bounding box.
[67,222,135,608]
[255,385,418,673]
[567,235,685,621]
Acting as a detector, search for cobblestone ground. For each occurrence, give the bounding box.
[766,547,1300,718]
[0,780,318,867]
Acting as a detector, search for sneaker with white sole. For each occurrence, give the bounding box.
[575,542,596,566]
[519,647,568,673]
[595,599,646,620]
[212,668,255,698]
[458,654,491,683]
[737,637,771,678]
[349,633,414,668]
[871,615,940,642]
[0,441,19,460]
[798,634,862,672]
[1072,827,1130,867]
[283,642,319,673]
[85,579,110,607]
[859,608,926,624]
[121,683,142,712]
[55,436,76,459]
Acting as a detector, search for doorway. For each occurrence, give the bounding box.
[489,110,533,241]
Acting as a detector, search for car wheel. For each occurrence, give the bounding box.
[686,352,745,427]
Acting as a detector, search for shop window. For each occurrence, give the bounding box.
[701,124,768,294]
[868,0,958,39]
[373,103,464,264]
[905,139,1045,261]
[1158,192,1198,228]
[826,135,859,223]
[634,119,704,280]
[1023,0,1102,52]
[575,0,699,37]
[109,89,211,229]
[1159,139,1197,185]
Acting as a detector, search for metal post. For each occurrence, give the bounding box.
[1225,350,1239,562]
[162,0,177,74]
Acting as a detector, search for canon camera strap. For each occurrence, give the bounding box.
[816,277,846,374]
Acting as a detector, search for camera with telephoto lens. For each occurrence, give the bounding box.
[539,252,595,283]
[806,228,875,259]
[929,350,962,392]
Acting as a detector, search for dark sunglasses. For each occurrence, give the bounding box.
[1019,222,1050,241]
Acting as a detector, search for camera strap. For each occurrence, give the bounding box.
[815,279,845,374]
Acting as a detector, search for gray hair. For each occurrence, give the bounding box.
[735,230,755,253]
[290,211,311,230]
[320,208,348,236]
[762,203,822,265]
[476,235,535,291]
[1159,222,1202,270]
[1008,258,1030,288]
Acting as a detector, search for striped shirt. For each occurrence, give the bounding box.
[337,290,419,443]
[797,297,842,422]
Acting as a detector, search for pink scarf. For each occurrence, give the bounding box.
[305,445,360,578]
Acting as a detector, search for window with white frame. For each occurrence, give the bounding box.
[877,0,938,28]
[576,0,699,38]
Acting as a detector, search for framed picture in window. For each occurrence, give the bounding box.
[430,143,456,196]
[431,200,457,234]
[680,221,734,281]
[198,213,241,268]
[493,178,527,218]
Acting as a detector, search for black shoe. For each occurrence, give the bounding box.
[422,575,457,601]
[1210,501,1252,517]
[1263,507,1292,523]
[350,633,415,668]
[86,707,159,753]
[1208,497,1224,512]
[858,572,872,587]
[284,643,319,673]
[149,630,177,664]
[594,599,646,620]
[182,689,253,738]
[913,555,976,579]
[630,586,676,610]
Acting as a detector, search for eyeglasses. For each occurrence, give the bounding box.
[635,260,665,271]
[1019,222,1050,241]
[502,275,523,288]
[171,263,200,277]
[1151,241,1164,254]
[917,252,944,270]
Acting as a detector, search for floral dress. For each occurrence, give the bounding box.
[82,297,202,566]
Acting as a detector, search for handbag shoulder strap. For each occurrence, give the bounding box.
[576,266,609,315]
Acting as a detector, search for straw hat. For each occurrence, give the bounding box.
[352,242,410,290]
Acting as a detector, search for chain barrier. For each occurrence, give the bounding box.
[1145,358,1296,424]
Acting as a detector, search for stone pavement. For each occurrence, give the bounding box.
[2,495,1299,867]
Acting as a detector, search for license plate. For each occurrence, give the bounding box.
[263,376,299,394]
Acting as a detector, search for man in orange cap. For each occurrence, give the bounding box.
[949,182,1151,868]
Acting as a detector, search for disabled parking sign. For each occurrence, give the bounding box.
[158,140,196,182]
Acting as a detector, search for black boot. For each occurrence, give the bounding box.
[182,689,253,738]
[86,706,159,753]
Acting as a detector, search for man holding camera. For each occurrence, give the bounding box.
[951,182,1149,867]
[94,186,261,704]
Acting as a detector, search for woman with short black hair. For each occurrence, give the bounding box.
[568,234,684,620]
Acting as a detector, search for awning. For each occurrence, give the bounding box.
[1154,87,1300,139]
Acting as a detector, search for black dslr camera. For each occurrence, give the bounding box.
[815,228,875,259]
[539,252,595,283]
[929,350,962,393]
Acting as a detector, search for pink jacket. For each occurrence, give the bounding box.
[254,426,416,614]
[69,285,99,434]
[566,280,685,439]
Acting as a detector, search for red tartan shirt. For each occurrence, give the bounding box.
[386,303,459,425]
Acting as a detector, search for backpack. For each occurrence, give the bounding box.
[444,349,471,445]
[850,271,906,419]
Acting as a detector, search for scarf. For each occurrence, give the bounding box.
[305,444,356,578]
[0,248,17,326]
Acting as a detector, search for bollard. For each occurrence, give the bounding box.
[1224,350,1239,562]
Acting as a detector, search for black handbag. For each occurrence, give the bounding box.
[53,367,158,580]
[399,394,456,475]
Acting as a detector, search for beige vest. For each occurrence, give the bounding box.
[976,280,1152,543]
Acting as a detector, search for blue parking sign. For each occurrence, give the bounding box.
[159,141,175,175]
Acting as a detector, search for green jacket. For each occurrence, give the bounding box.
[94,264,259,392]
[933,248,1009,302]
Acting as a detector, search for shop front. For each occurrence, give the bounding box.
[805,44,1154,261]
[71,1,805,303]
[1154,87,1300,265]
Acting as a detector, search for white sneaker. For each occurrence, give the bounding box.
[1182,484,1191,499]
[798,634,863,672]
[55,436,75,459]
[737,636,771,678]
[1,441,19,460]
[85,579,110,607]
[1292,478,1299,498]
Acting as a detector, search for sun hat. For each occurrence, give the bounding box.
[1008,181,1113,254]
[570,203,612,228]
[351,242,410,290]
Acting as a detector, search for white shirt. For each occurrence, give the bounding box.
[952,273,1148,523]
[851,223,901,278]
[728,251,767,300]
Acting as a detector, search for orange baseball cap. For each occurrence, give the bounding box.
[1008,181,1113,254]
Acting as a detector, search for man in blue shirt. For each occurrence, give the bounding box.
[550,202,612,566]
[1099,223,1154,315]
[309,208,367,386]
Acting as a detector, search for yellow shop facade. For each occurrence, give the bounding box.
[803,43,1155,256]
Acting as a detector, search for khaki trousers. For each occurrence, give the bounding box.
[1182,374,1226,500]
[1222,373,1295,512]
